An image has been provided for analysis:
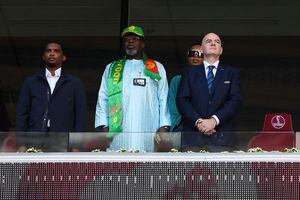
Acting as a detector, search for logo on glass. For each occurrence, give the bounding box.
[271,115,285,129]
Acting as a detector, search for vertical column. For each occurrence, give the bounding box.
[119,0,129,56]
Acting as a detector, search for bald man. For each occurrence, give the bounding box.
[177,33,242,151]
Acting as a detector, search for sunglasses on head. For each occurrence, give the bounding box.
[187,50,202,58]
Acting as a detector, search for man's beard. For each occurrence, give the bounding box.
[47,62,57,68]
[125,49,138,56]
[46,62,57,68]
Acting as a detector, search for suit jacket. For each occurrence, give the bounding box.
[176,63,242,147]
[16,69,87,132]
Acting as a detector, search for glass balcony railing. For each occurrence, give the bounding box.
[0,131,299,153]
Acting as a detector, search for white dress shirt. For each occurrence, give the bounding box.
[198,60,220,125]
[203,60,219,78]
[45,67,61,94]
[45,67,61,127]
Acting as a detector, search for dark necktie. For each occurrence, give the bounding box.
[207,65,215,93]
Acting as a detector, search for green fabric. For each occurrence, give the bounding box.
[144,68,161,80]
[107,58,126,137]
[106,54,161,138]
[142,54,162,81]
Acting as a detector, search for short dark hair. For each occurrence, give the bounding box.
[44,41,64,53]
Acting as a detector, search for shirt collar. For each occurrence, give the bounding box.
[203,60,220,69]
[45,67,61,78]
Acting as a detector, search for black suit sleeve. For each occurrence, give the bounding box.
[16,79,31,132]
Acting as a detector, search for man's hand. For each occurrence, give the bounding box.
[154,131,172,152]
[103,126,109,132]
[196,118,217,135]
[96,126,109,132]
[157,126,170,132]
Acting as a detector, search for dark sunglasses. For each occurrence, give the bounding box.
[187,50,202,58]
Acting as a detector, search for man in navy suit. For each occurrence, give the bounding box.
[177,32,242,151]
[16,42,87,132]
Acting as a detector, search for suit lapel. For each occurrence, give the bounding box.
[197,64,210,94]
[211,63,225,95]
[198,64,207,82]
[51,74,69,97]
[197,64,208,96]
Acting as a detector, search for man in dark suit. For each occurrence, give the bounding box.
[16,42,87,132]
[177,33,242,151]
